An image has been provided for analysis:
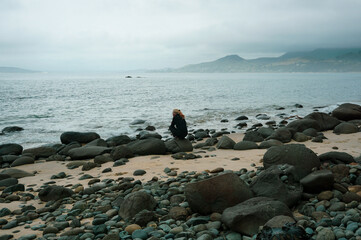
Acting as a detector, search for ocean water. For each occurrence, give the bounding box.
[1,72,361,148]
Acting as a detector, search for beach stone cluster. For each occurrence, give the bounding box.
[0,103,360,239]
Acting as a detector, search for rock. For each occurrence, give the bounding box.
[130,119,146,125]
[165,138,193,153]
[250,165,303,207]
[316,227,335,240]
[185,173,253,215]
[302,128,319,137]
[263,144,320,179]
[3,184,25,193]
[304,112,341,131]
[124,224,142,234]
[138,131,162,140]
[216,136,236,149]
[243,131,264,142]
[256,114,270,120]
[60,131,100,144]
[0,143,23,156]
[0,155,18,164]
[194,130,209,139]
[110,145,134,160]
[233,141,258,150]
[331,103,361,121]
[133,169,146,176]
[257,127,275,138]
[292,132,311,142]
[127,138,166,155]
[317,190,333,201]
[10,156,34,167]
[333,122,359,134]
[106,135,131,146]
[221,197,293,236]
[38,185,74,202]
[82,162,98,171]
[43,226,59,234]
[94,155,113,164]
[264,215,296,228]
[22,146,56,159]
[68,146,111,160]
[134,210,156,227]
[85,138,108,147]
[259,139,283,149]
[118,191,157,220]
[0,173,11,180]
[2,126,24,133]
[300,170,334,193]
[287,119,321,132]
[168,206,188,220]
[0,178,18,187]
[1,169,34,179]
[331,164,349,182]
[236,116,248,120]
[319,151,355,164]
[267,127,293,143]
[342,192,361,203]
[60,228,85,236]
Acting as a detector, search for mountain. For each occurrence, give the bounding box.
[171,48,361,73]
[0,67,37,73]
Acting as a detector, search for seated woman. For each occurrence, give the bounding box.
[169,109,188,139]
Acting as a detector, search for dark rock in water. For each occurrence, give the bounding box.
[221,119,229,122]
[2,126,24,133]
[287,119,321,132]
[118,191,157,220]
[263,144,320,179]
[3,183,25,193]
[68,146,111,160]
[1,169,34,179]
[130,119,146,125]
[304,112,341,131]
[0,143,23,156]
[106,135,131,147]
[256,223,308,240]
[256,114,270,120]
[302,128,318,137]
[216,136,236,149]
[250,165,303,207]
[60,131,100,144]
[257,127,275,138]
[318,151,355,164]
[38,185,74,202]
[165,139,193,153]
[236,122,247,128]
[267,127,292,143]
[111,146,134,160]
[259,139,283,149]
[85,138,108,147]
[10,156,34,167]
[235,116,248,120]
[185,173,253,215]
[138,131,162,140]
[333,122,359,134]
[300,170,334,193]
[233,141,258,150]
[57,142,81,155]
[221,197,293,236]
[133,169,146,176]
[294,104,303,108]
[145,125,156,131]
[127,138,166,155]
[292,132,311,142]
[331,103,361,121]
[243,131,264,142]
[23,146,56,159]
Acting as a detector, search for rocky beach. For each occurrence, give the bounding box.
[1,103,361,240]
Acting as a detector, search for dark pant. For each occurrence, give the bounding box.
[169,126,186,139]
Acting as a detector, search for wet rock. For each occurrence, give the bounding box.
[0,143,23,156]
[85,138,108,147]
[257,127,275,138]
[267,127,292,143]
[23,146,57,159]
[110,145,134,160]
[185,173,253,215]
[118,191,157,220]
[304,112,341,131]
[127,138,166,155]
[60,131,100,144]
[300,170,334,193]
[165,138,193,153]
[287,119,321,132]
[2,126,24,134]
[243,131,264,142]
[331,103,361,121]
[216,136,236,149]
[333,122,359,134]
[38,185,74,202]
[106,135,131,146]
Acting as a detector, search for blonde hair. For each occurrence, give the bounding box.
[173,109,185,119]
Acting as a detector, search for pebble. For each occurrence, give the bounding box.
[125,224,142,234]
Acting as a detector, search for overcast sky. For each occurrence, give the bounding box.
[1,0,361,71]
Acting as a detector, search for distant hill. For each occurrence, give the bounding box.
[168,48,361,73]
[0,67,37,73]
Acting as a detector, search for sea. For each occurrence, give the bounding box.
[1,72,361,148]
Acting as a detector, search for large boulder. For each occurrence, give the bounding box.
[304,112,341,131]
[0,155,18,164]
[250,165,303,207]
[2,126,24,134]
[0,178,18,187]
[263,144,320,179]
[106,135,131,147]
[84,139,108,147]
[331,103,361,121]
[38,185,74,202]
[259,139,283,149]
[68,146,111,160]
[1,169,35,179]
[318,151,355,164]
[10,156,35,167]
[58,142,81,156]
[0,173,11,180]
[287,119,321,132]
[165,139,193,153]
[110,146,134,160]
[184,173,253,215]
[267,128,292,143]
[23,146,57,159]
[234,141,258,150]
[0,144,23,156]
[333,122,359,134]
[243,131,264,142]
[216,136,236,149]
[127,138,166,155]
[60,131,100,144]
[257,127,275,138]
[118,191,157,220]
[222,197,293,236]
[300,170,334,193]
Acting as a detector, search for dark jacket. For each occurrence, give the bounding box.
[169,114,188,139]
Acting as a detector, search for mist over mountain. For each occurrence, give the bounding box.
[166,48,361,73]
[0,67,37,73]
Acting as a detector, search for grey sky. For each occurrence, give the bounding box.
[1,0,361,71]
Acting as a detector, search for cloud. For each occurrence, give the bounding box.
[0,0,361,71]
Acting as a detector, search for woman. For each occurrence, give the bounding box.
[169,109,188,139]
